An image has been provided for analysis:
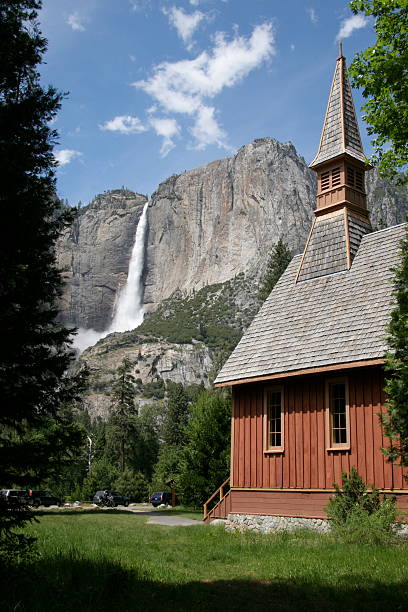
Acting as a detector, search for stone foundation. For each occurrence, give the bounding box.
[225,513,330,534]
[225,513,408,536]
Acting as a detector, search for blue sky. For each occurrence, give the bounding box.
[39,1,375,207]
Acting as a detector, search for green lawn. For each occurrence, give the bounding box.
[3,510,408,611]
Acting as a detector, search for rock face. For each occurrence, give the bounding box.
[57,189,147,331]
[56,139,408,329]
[366,171,408,229]
[144,138,315,311]
[144,138,408,311]
[82,332,212,420]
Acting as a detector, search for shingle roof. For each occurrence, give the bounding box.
[214,224,405,385]
[310,54,366,167]
[297,210,371,282]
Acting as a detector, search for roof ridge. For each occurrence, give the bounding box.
[364,222,407,237]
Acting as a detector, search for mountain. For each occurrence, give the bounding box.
[144,138,315,312]
[57,138,408,331]
[56,138,408,419]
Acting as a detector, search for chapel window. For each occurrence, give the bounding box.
[264,387,284,453]
[326,378,350,450]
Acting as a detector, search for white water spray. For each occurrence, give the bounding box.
[73,201,149,352]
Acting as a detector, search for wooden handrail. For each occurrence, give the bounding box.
[203,477,230,520]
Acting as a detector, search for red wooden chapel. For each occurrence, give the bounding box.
[205,47,408,524]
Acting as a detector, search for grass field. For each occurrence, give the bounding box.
[3,509,408,611]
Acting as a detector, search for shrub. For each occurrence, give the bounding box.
[329,499,398,545]
[326,467,398,544]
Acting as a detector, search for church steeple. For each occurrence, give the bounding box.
[296,46,371,283]
[310,42,366,169]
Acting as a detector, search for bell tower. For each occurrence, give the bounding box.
[297,44,371,283]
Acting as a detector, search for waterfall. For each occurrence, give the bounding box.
[108,200,149,333]
[73,201,149,352]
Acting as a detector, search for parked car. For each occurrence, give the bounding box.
[93,490,129,507]
[27,490,61,507]
[149,491,173,507]
[0,489,29,505]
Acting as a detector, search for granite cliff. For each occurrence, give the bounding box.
[144,138,315,311]
[57,189,147,331]
[57,138,408,331]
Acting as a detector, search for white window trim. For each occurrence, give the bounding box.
[263,385,284,454]
[325,376,350,451]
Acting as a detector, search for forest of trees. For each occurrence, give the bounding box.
[40,360,231,509]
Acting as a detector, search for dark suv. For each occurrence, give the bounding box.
[93,490,129,507]
[0,489,29,505]
[149,491,172,507]
[28,490,61,507]
[0,489,60,507]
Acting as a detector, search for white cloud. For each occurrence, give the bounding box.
[164,6,206,50]
[135,23,275,114]
[66,12,86,32]
[290,43,295,52]
[134,22,275,153]
[189,0,201,5]
[306,8,318,24]
[99,115,148,134]
[54,149,82,166]
[149,117,180,156]
[336,14,368,40]
[190,106,229,150]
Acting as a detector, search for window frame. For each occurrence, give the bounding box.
[325,377,350,451]
[263,385,284,454]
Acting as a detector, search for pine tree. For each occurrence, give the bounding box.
[107,358,137,473]
[0,0,81,557]
[258,239,292,301]
[161,382,190,446]
[177,390,231,507]
[0,0,77,433]
[382,226,408,466]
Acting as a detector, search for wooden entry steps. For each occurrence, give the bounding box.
[203,477,231,523]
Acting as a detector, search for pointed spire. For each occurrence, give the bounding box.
[296,47,371,284]
[310,49,365,168]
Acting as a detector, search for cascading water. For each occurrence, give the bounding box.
[108,200,148,333]
[73,201,149,352]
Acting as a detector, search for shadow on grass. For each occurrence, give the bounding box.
[2,555,407,612]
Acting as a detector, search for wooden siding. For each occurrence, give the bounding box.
[228,489,408,519]
[230,489,331,518]
[232,367,408,494]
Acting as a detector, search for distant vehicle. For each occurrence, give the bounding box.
[0,489,61,507]
[28,490,61,507]
[149,491,172,507]
[0,489,29,504]
[93,490,129,507]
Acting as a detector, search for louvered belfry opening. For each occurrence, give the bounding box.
[297,45,371,283]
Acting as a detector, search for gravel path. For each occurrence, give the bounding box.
[56,504,205,526]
